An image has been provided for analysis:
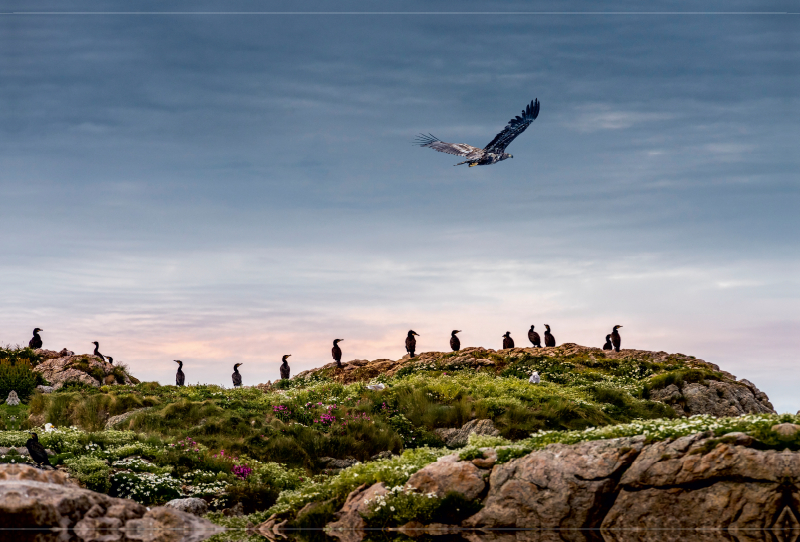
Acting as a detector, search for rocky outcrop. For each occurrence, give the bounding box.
[289,344,773,418]
[324,482,388,542]
[0,464,221,541]
[406,454,487,500]
[650,379,774,417]
[163,497,209,516]
[434,419,500,447]
[32,348,136,389]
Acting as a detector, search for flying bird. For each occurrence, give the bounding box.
[332,339,344,368]
[174,360,185,386]
[29,328,43,349]
[415,99,540,167]
[603,335,613,351]
[405,330,420,357]
[26,433,54,469]
[544,325,556,347]
[232,363,243,387]
[450,330,461,352]
[611,325,623,352]
[92,342,106,362]
[502,332,515,349]
[280,355,291,380]
[528,325,541,348]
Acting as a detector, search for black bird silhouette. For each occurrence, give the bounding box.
[175,360,185,386]
[544,325,556,347]
[450,330,461,352]
[502,332,514,349]
[405,330,420,357]
[107,356,114,365]
[29,328,43,349]
[25,433,54,469]
[611,325,623,352]
[232,363,243,387]
[528,325,541,348]
[280,355,291,380]
[332,339,344,368]
[603,335,613,350]
[92,342,106,362]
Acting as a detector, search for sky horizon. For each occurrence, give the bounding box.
[2,1,798,411]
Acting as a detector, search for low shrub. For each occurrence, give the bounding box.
[0,361,39,402]
[64,456,111,492]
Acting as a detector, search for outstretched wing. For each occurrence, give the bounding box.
[415,134,483,157]
[484,99,540,154]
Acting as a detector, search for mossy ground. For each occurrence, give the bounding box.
[0,344,775,531]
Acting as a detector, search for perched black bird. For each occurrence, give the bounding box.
[450,330,461,352]
[232,363,243,387]
[502,332,514,349]
[603,335,613,350]
[528,325,541,348]
[611,325,623,352]
[332,339,344,368]
[544,325,556,347]
[175,360,185,386]
[405,330,420,357]
[25,433,54,469]
[92,341,106,362]
[29,328,43,349]
[280,355,291,380]
[107,356,114,365]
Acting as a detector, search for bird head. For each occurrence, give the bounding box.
[408,330,419,337]
[333,339,343,345]
[451,330,461,336]
[613,325,623,331]
[107,356,113,363]
[529,325,535,330]
[545,325,551,331]
[92,341,99,347]
[606,335,611,340]
[503,331,511,337]
[282,355,291,362]
[33,328,42,333]
[174,359,182,365]
[234,363,243,369]
[29,432,38,440]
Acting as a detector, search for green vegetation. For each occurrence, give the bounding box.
[0,344,782,531]
[0,346,46,402]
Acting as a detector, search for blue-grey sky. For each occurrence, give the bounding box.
[2,1,798,410]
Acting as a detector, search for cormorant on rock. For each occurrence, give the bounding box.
[92,342,106,362]
[25,433,54,469]
[332,339,344,368]
[174,360,185,386]
[280,355,291,380]
[450,330,461,352]
[544,325,556,347]
[502,332,514,349]
[29,328,43,349]
[107,356,114,365]
[528,325,541,348]
[603,335,613,350]
[232,363,243,387]
[611,325,623,352]
[405,330,420,357]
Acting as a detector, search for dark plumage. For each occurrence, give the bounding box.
[29,328,43,349]
[405,330,420,357]
[174,360,185,386]
[450,330,461,352]
[544,325,556,347]
[528,325,541,348]
[25,433,53,469]
[332,339,344,368]
[232,363,243,387]
[92,341,106,362]
[603,335,613,350]
[416,99,541,167]
[611,325,623,352]
[502,332,514,349]
[280,355,291,380]
[107,356,114,365]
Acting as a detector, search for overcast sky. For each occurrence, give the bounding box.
[2,1,798,411]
